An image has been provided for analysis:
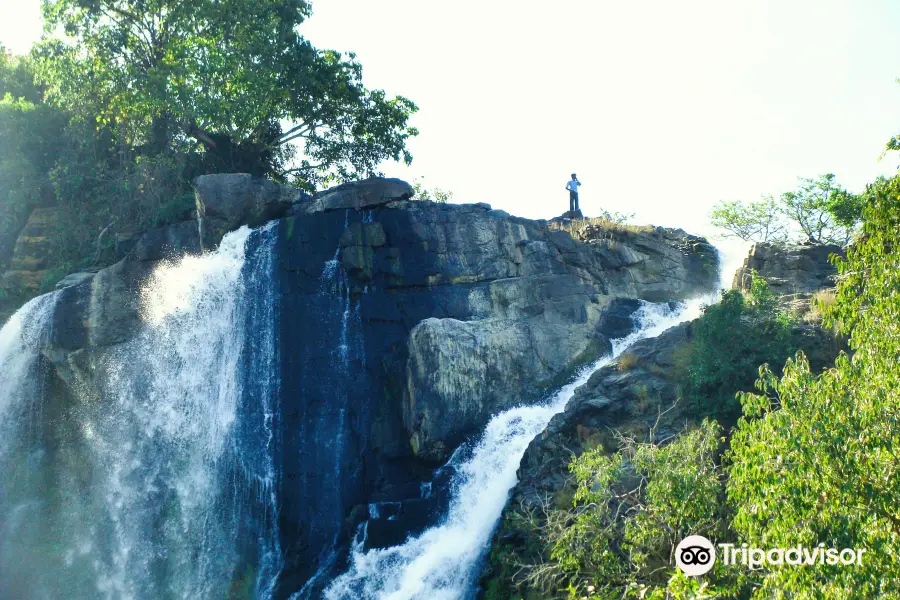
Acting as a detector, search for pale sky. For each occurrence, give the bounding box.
[3,0,900,237]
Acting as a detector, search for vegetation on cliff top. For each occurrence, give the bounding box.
[1,0,418,300]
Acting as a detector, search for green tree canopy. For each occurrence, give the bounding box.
[35,0,418,184]
[0,50,68,269]
[710,195,787,242]
[710,174,862,246]
[780,173,859,245]
[684,274,796,423]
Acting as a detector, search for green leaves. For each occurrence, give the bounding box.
[411,179,454,203]
[726,175,900,597]
[710,174,862,246]
[710,195,787,243]
[522,421,729,599]
[684,276,796,423]
[34,0,418,183]
[0,54,69,270]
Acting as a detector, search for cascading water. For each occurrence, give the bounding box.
[1,201,733,600]
[0,292,59,449]
[0,224,282,599]
[0,292,61,596]
[288,229,369,600]
[324,296,712,600]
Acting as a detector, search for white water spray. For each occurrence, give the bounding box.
[0,293,58,430]
[322,238,744,600]
[0,224,282,600]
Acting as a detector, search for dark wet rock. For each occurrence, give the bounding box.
[54,272,95,290]
[131,220,203,261]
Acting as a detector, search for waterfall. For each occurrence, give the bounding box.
[0,224,281,600]
[0,292,58,444]
[324,297,711,600]
[288,235,368,600]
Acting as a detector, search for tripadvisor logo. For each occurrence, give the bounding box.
[675,535,716,576]
[675,535,867,576]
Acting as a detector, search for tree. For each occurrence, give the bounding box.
[0,46,43,103]
[727,174,900,598]
[779,173,857,245]
[411,178,453,203]
[35,0,418,184]
[0,50,68,271]
[709,175,861,246]
[514,419,736,599]
[1,47,196,285]
[710,195,787,242]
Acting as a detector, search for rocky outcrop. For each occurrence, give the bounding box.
[38,174,720,473]
[733,241,847,326]
[505,241,847,511]
[0,207,58,295]
[193,173,304,247]
[733,242,843,300]
[54,271,95,290]
[292,176,413,214]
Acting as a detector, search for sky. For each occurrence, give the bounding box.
[3,0,900,237]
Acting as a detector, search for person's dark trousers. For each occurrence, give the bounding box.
[569,191,579,212]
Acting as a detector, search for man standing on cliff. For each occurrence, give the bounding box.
[565,173,581,214]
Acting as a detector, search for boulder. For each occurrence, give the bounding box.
[405,305,612,461]
[293,177,413,215]
[732,242,843,295]
[193,173,303,246]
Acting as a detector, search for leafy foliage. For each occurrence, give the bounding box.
[35,0,418,184]
[727,173,900,598]
[1,0,420,303]
[710,195,787,242]
[596,208,636,226]
[710,174,862,245]
[514,420,737,599]
[411,178,453,203]
[0,51,68,269]
[684,275,796,422]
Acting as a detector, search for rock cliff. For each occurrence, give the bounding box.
[13,174,719,594]
[0,207,59,322]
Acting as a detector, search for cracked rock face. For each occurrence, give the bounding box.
[732,241,845,320]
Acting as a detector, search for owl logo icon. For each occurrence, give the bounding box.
[675,535,716,576]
